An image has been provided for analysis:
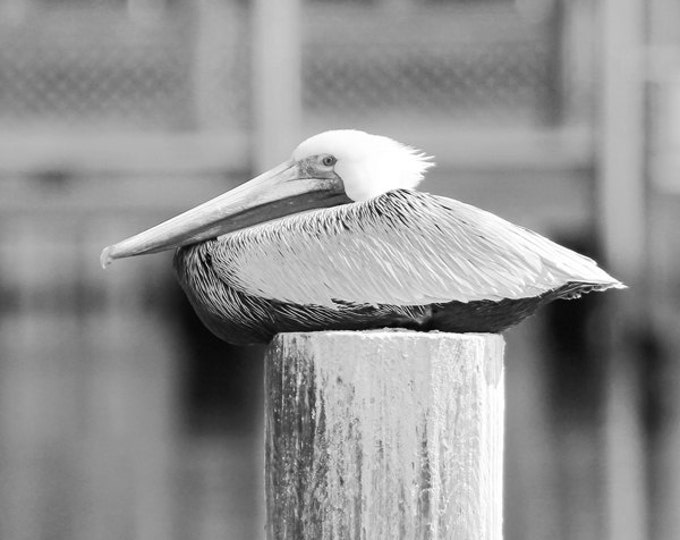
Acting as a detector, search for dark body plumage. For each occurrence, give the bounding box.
[174,190,618,345]
[175,244,582,345]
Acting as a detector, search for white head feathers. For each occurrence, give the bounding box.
[292,129,435,202]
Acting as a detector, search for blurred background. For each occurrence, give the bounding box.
[0,0,677,538]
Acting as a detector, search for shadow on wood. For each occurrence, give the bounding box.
[265,331,505,540]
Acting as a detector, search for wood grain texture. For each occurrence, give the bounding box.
[265,331,505,540]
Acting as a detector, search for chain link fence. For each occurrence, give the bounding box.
[302,5,560,125]
[0,8,198,129]
[0,1,564,133]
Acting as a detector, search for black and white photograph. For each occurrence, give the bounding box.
[0,1,674,539]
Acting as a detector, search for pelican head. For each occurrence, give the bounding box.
[293,130,433,201]
[101,130,434,267]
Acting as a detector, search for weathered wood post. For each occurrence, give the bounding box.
[265,331,505,540]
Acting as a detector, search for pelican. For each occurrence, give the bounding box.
[101,130,624,345]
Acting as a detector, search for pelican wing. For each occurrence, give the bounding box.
[211,190,622,307]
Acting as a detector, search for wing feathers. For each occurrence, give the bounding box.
[212,190,623,307]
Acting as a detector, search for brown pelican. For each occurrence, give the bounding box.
[101,130,624,345]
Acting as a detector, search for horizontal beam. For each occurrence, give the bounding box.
[0,125,592,175]
[0,130,249,174]
[301,122,594,172]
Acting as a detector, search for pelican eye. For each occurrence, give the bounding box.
[321,155,337,167]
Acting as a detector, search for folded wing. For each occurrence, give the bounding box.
[211,190,623,307]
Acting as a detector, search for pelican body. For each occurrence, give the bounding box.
[102,130,624,345]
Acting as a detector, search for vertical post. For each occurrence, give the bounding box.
[599,0,648,539]
[648,4,680,540]
[265,331,505,540]
[251,0,302,170]
[599,0,647,283]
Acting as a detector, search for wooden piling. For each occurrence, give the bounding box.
[264,331,505,540]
